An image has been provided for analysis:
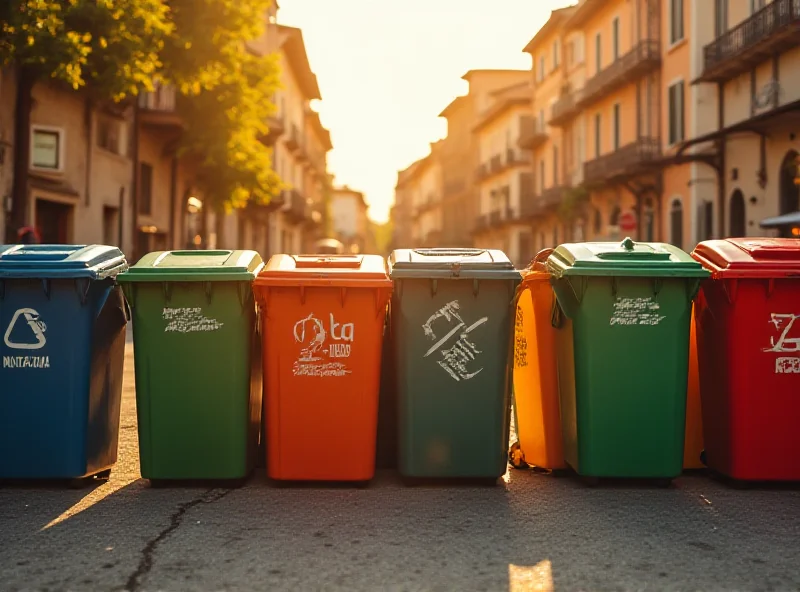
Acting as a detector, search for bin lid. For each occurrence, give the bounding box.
[547,237,709,278]
[388,248,520,280]
[691,238,800,278]
[254,254,391,288]
[117,250,263,283]
[0,244,128,280]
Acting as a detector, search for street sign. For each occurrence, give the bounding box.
[619,211,637,232]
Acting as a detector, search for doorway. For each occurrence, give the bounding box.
[729,189,745,237]
[35,199,72,243]
[779,150,799,237]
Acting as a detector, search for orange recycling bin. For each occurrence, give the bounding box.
[683,307,705,469]
[512,249,566,471]
[253,254,392,482]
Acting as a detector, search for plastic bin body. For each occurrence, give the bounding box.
[547,238,709,479]
[512,250,566,470]
[118,250,263,480]
[692,238,800,481]
[254,254,391,482]
[388,248,521,479]
[0,245,129,479]
[683,309,704,469]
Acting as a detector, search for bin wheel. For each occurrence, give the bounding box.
[94,469,112,480]
[654,478,673,489]
[579,476,600,488]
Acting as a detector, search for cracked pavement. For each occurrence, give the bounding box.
[1,334,800,591]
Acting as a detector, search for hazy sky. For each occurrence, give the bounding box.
[278,0,571,223]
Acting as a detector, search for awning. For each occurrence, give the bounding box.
[760,211,800,228]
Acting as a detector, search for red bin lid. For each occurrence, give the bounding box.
[691,238,800,278]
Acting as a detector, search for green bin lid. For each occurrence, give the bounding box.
[117,250,264,283]
[388,248,521,280]
[546,237,710,278]
[0,244,128,280]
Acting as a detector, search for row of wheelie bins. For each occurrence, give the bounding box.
[0,239,798,485]
[513,237,800,485]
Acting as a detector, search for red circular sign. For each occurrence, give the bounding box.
[619,211,637,232]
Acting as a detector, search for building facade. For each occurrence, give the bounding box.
[330,186,373,253]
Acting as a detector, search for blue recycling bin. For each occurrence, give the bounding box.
[0,245,129,480]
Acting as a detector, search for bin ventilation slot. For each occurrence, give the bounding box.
[411,249,487,258]
[595,250,672,261]
[292,255,363,269]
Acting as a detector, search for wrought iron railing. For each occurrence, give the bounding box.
[583,138,661,183]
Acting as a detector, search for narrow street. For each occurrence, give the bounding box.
[0,331,799,592]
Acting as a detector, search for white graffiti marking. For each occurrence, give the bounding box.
[292,313,354,377]
[765,314,800,353]
[162,308,224,333]
[610,297,666,326]
[776,357,800,374]
[3,355,50,369]
[4,308,47,350]
[422,300,488,382]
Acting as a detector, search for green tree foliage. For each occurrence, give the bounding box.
[1,0,170,97]
[161,0,282,210]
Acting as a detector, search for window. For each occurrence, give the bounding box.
[553,41,560,70]
[670,199,683,249]
[138,162,153,216]
[595,33,602,74]
[670,0,685,44]
[519,232,532,266]
[539,160,545,193]
[612,18,620,60]
[538,109,545,131]
[97,117,123,155]
[538,56,546,81]
[668,81,685,145]
[715,0,728,37]
[567,40,576,66]
[594,209,602,234]
[612,104,621,150]
[553,146,559,185]
[103,206,119,246]
[594,113,602,158]
[552,226,559,247]
[31,127,62,171]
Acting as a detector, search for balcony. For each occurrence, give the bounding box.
[699,0,800,83]
[260,115,285,146]
[577,40,661,109]
[285,190,309,223]
[549,91,578,127]
[583,138,662,185]
[248,190,287,218]
[138,84,183,130]
[490,154,503,174]
[520,194,542,219]
[517,116,549,150]
[285,124,301,152]
[540,185,566,209]
[505,149,529,168]
[475,163,489,181]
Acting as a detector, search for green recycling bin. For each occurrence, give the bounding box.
[388,248,521,480]
[118,250,264,482]
[547,238,709,483]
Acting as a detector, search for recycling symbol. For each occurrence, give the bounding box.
[4,308,47,350]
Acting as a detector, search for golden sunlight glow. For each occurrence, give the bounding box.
[508,560,555,592]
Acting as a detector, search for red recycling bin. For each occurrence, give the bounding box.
[691,238,800,481]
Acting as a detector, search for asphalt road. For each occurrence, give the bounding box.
[1,335,799,591]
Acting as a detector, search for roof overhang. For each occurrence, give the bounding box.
[279,25,322,100]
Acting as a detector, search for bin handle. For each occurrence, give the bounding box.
[526,248,554,272]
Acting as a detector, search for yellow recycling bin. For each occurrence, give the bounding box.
[511,249,566,471]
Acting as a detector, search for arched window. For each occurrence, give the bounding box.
[779,150,799,216]
[609,206,621,227]
[729,189,746,237]
[670,198,683,249]
[552,226,559,247]
[594,209,602,234]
